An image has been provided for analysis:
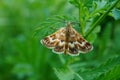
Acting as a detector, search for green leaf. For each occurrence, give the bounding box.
[86,25,101,43]
[94,65,120,80]
[79,56,120,80]
[112,9,120,20]
[69,0,80,8]
[94,0,108,10]
[85,0,120,37]
[54,67,83,80]
[54,67,74,80]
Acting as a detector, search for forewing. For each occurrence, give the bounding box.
[41,28,66,54]
[75,37,93,53]
[67,27,93,56]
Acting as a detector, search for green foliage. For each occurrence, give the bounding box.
[0,0,120,80]
[54,67,75,80]
[95,65,120,80]
[54,56,120,80]
[79,56,120,80]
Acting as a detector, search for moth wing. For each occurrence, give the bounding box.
[67,27,93,56]
[73,37,93,54]
[41,28,66,54]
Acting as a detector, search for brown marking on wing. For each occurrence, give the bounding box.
[77,37,92,52]
[74,41,92,53]
[54,45,65,52]
[68,46,78,54]
[75,44,86,51]
[68,26,82,42]
[58,33,65,41]
[41,37,59,48]
[50,34,56,40]
[85,42,92,50]
[52,28,66,53]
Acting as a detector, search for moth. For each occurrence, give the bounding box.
[40,22,93,56]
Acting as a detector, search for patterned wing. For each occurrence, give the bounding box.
[67,26,93,56]
[41,28,66,54]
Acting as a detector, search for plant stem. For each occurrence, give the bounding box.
[79,1,84,35]
[85,0,120,38]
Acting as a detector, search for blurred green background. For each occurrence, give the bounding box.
[0,0,120,80]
